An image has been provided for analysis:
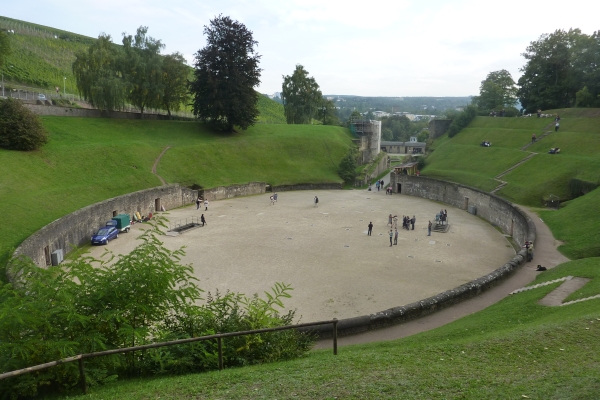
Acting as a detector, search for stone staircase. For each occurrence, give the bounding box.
[433,223,450,233]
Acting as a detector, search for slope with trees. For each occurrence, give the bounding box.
[190,15,262,132]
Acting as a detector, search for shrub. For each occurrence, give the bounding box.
[446,105,478,138]
[0,98,48,150]
[0,220,312,398]
[338,147,358,183]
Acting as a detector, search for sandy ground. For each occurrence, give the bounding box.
[86,189,515,324]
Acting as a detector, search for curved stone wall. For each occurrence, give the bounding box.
[14,177,535,339]
[307,176,536,337]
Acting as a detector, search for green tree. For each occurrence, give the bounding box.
[317,99,339,125]
[473,69,517,111]
[0,30,11,70]
[381,115,411,141]
[190,15,262,132]
[517,29,584,112]
[72,34,127,111]
[338,147,358,183]
[0,98,49,150]
[161,52,190,117]
[281,65,323,124]
[121,26,165,118]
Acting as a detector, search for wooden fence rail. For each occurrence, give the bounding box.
[0,319,338,394]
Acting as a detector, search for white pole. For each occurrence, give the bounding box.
[63,76,66,95]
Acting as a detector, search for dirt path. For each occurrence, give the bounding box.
[315,205,570,348]
[152,146,171,186]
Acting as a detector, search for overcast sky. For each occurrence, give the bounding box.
[3,0,599,96]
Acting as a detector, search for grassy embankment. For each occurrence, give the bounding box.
[0,118,352,266]
[60,258,600,399]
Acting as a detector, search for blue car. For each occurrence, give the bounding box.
[91,226,119,245]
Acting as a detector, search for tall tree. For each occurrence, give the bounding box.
[190,15,262,132]
[72,34,127,111]
[281,65,323,124]
[161,52,190,117]
[317,99,339,125]
[121,26,165,118]
[517,29,584,112]
[0,30,11,70]
[472,69,517,111]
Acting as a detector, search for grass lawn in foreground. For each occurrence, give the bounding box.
[66,258,600,399]
[0,118,352,267]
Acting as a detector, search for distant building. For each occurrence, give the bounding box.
[380,136,426,155]
[350,119,382,164]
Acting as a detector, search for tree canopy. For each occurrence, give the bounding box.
[161,52,190,116]
[121,26,165,117]
[472,69,517,111]
[72,34,127,112]
[281,65,323,124]
[190,15,262,132]
[517,29,600,111]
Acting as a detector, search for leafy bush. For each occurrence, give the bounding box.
[447,105,478,138]
[0,220,312,398]
[338,147,358,183]
[0,98,48,150]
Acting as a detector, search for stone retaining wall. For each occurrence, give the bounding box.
[202,182,266,201]
[305,176,536,338]
[271,183,343,192]
[24,104,193,120]
[13,185,198,268]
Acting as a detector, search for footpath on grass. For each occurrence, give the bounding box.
[316,197,569,348]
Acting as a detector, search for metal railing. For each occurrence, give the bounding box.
[0,319,338,394]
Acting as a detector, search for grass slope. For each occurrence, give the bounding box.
[540,187,600,259]
[67,259,600,399]
[0,118,352,266]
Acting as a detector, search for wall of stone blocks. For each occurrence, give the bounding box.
[428,119,452,139]
[271,182,343,192]
[24,104,192,120]
[13,185,197,268]
[202,182,266,201]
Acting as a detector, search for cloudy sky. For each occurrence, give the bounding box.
[3,0,598,96]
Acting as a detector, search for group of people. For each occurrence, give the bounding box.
[369,179,386,192]
[196,197,209,211]
[436,209,448,225]
[269,193,278,205]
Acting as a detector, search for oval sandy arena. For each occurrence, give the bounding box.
[86,189,515,323]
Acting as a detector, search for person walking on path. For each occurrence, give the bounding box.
[394,228,398,245]
[389,229,393,246]
[411,215,416,230]
[314,196,319,207]
[368,222,373,236]
[428,220,432,236]
[393,215,398,229]
[380,179,384,188]
[388,214,393,227]
[204,199,209,211]
[555,122,560,132]
[532,133,536,143]
[200,214,206,227]
[270,195,275,205]
[376,181,380,191]
[273,193,278,202]
[196,197,201,210]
